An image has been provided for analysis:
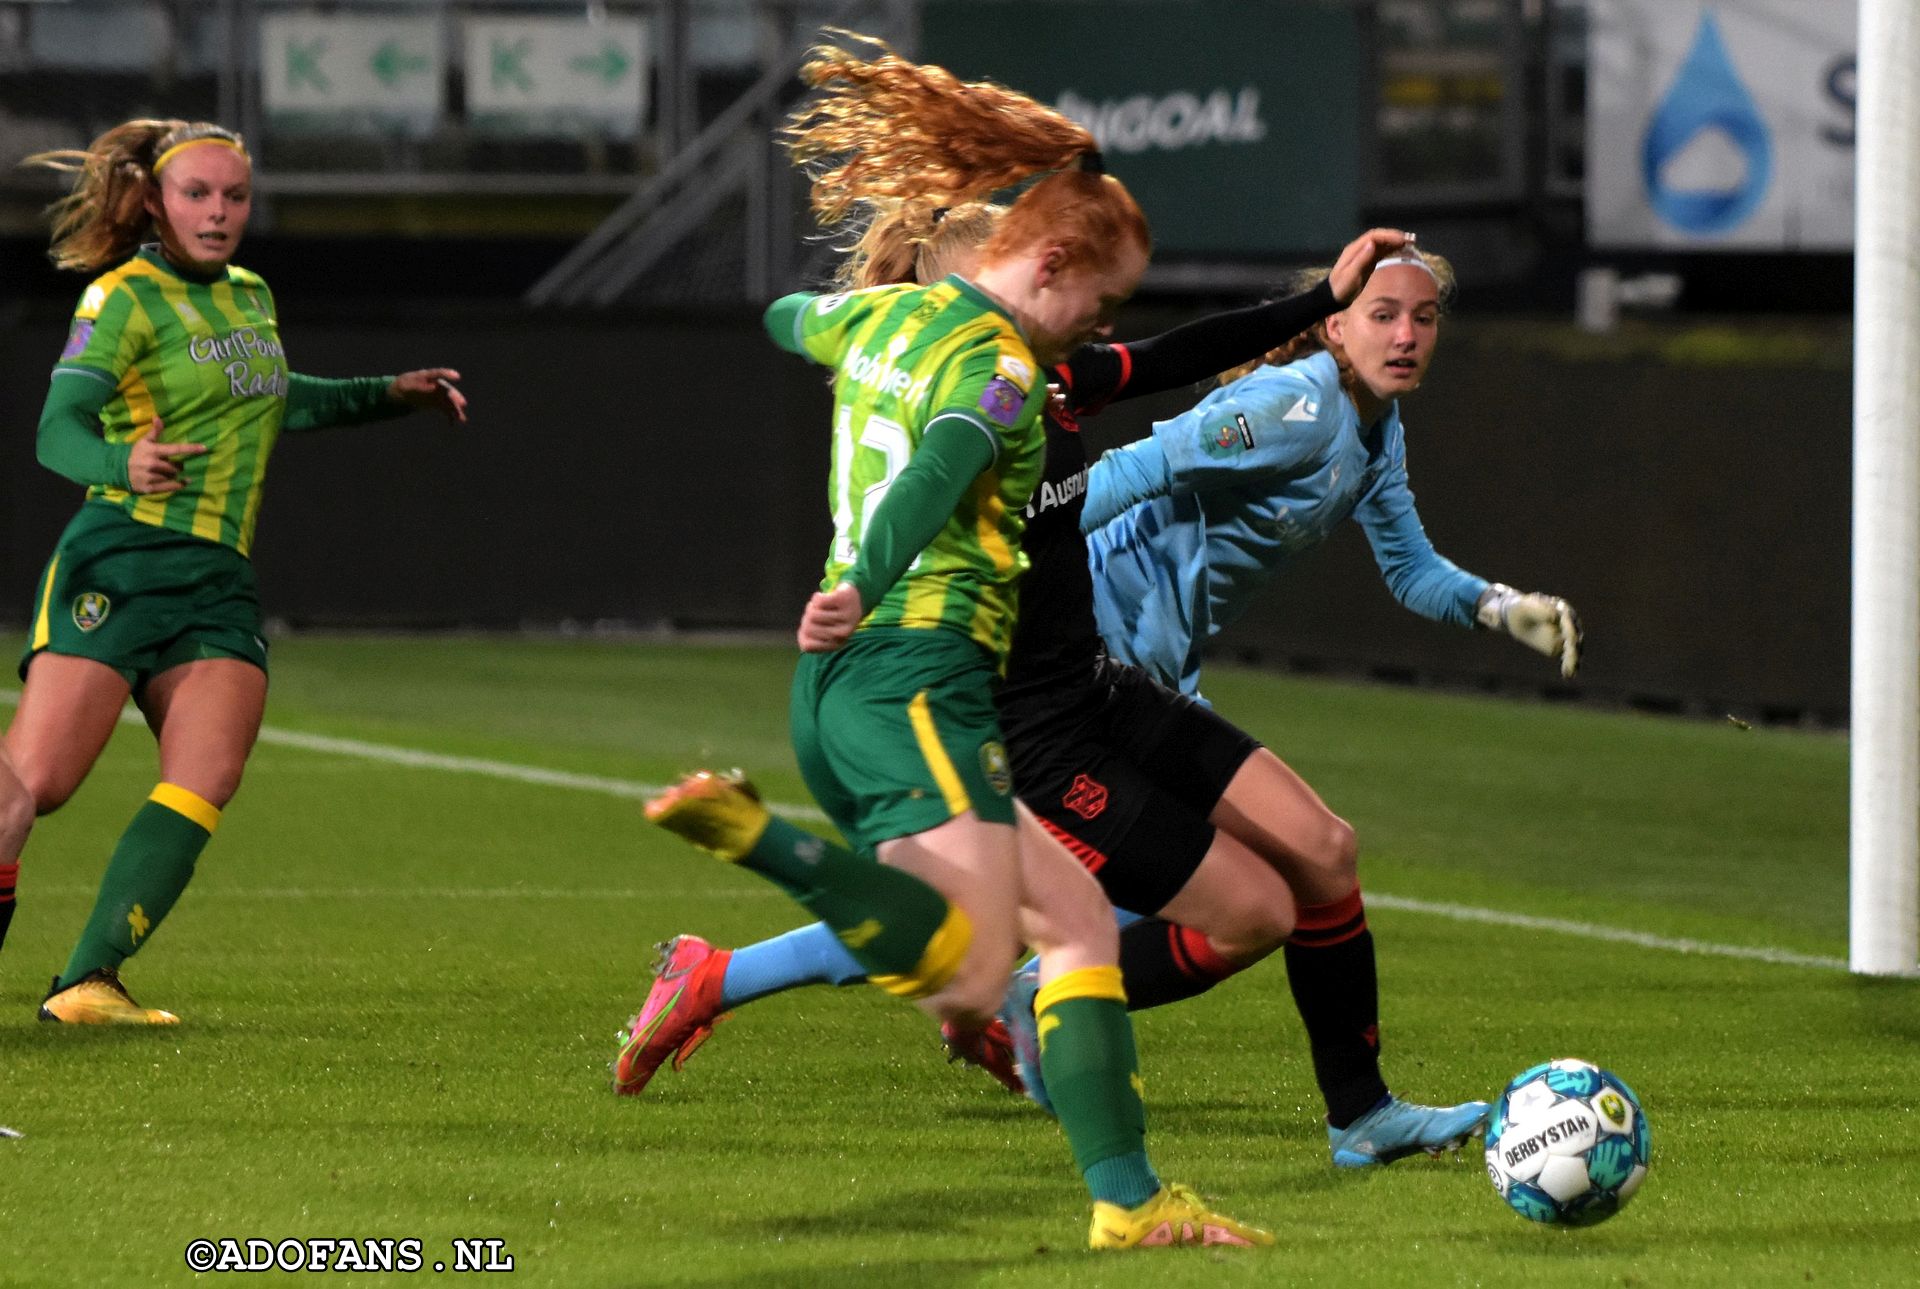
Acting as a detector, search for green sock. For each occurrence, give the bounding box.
[1036,967,1160,1207]
[740,817,961,988]
[58,786,218,988]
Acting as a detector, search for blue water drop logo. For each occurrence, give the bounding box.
[1641,11,1773,234]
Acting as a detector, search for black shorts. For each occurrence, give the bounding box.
[1003,655,1261,915]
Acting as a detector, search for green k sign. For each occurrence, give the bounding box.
[491,38,533,92]
[286,38,330,93]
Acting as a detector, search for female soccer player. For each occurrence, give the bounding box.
[624,204,1497,1166]
[644,39,1270,1250]
[1084,244,1581,696]
[5,119,466,1024]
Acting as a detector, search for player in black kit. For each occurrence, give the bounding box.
[618,203,1490,1168]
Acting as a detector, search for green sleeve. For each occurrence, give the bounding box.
[842,417,996,610]
[36,373,130,490]
[282,373,408,432]
[765,286,900,365]
[763,293,813,355]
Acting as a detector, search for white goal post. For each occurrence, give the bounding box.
[1850,0,1920,975]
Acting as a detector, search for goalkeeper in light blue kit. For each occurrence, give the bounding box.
[1084,241,1580,699]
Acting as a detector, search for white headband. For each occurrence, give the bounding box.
[1373,236,1437,283]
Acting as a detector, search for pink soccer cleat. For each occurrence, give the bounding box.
[613,934,732,1095]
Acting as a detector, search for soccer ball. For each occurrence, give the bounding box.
[1484,1059,1649,1226]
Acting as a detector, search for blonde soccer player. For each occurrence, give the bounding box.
[7,119,465,1023]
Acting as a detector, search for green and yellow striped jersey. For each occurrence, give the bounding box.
[771,276,1046,664]
[52,247,289,556]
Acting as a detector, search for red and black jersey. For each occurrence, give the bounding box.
[999,343,1136,726]
[996,278,1339,741]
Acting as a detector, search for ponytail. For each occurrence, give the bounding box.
[23,119,247,273]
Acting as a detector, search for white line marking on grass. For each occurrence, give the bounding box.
[0,690,827,824]
[3,691,1844,969]
[253,727,830,823]
[1366,893,1847,971]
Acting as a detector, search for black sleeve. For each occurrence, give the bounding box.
[1062,278,1340,413]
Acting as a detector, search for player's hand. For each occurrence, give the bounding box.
[388,368,468,423]
[1476,583,1583,679]
[1328,228,1414,305]
[797,582,864,653]
[126,417,206,494]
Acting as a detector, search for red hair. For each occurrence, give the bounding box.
[783,33,1149,276]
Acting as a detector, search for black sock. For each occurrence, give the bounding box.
[1117,916,1242,1010]
[1285,887,1389,1128]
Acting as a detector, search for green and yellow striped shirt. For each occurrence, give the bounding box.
[52,247,290,556]
[770,276,1047,665]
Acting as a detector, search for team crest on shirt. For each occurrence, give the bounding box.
[1203,413,1255,459]
[71,592,110,632]
[173,300,203,327]
[979,741,1012,796]
[60,319,95,359]
[978,377,1025,427]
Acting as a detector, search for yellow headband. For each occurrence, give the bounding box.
[152,137,247,175]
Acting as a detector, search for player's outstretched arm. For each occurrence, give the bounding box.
[1060,228,1408,412]
[282,370,464,431]
[386,369,468,423]
[1475,585,1583,679]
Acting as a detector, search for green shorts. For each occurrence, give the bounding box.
[790,628,1015,853]
[20,504,268,691]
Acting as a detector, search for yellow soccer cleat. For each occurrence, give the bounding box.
[643,770,771,862]
[38,969,179,1026]
[1088,1183,1275,1251]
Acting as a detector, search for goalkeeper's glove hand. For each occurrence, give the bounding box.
[1476,583,1583,679]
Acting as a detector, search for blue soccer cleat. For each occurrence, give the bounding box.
[999,966,1054,1117]
[1328,1095,1491,1168]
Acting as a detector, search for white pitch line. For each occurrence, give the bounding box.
[252,726,830,823]
[0,690,828,824]
[1,692,1846,970]
[1365,893,1847,972]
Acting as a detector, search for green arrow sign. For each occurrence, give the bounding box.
[370,41,429,87]
[567,41,631,85]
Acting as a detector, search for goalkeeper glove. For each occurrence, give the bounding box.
[1476,583,1583,679]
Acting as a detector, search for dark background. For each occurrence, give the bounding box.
[0,286,1849,723]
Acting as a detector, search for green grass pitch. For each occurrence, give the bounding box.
[0,635,1913,1287]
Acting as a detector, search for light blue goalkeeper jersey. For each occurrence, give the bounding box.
[1083,349,1488,695]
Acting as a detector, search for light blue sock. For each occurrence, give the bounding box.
[1019,906,1146,975]
[719,921,867,1008]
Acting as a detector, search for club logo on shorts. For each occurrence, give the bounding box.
[1063,773,1109,820]
[979,741,1012,796]
[71,592,110,632]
